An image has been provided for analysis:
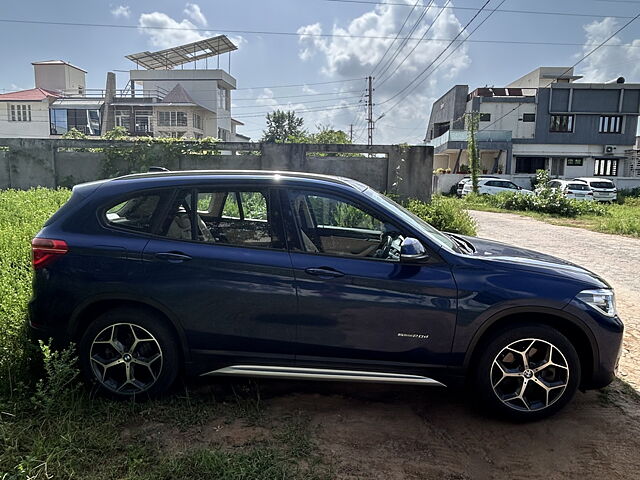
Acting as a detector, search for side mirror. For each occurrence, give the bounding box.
[517,186,522,190]
[400,237,429,262]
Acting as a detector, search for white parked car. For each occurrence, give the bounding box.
[456,175,498,196]
[546,180,594,201]
[572,178,617,202]
[461,178,533,196]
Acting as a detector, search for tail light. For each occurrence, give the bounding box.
[31,238,68,269]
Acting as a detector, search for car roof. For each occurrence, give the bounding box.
[573,177,613,182]
[85,170,370,194]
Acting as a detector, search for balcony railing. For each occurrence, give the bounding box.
[428,129,512,148]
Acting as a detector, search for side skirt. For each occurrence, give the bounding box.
[201,365,446,387]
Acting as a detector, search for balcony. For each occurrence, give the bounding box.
[428,129,512,149]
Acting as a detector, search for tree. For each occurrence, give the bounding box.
[466,112,481,193]
[261,110,306,143]
[310,124,351,144]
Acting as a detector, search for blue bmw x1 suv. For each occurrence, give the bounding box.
[29,170,623,420]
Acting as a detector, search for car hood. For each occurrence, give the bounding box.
[455,235,610,288]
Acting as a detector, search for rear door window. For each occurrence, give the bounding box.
[159,188,285,250]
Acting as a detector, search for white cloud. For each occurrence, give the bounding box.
[295,0,471,143]
[184,3,208,27]
[138,12,207,49]
[111,5,131,19]
[577,17,640,83]
[138,5,245,51]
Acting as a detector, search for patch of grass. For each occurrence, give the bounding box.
[461,193,640,237]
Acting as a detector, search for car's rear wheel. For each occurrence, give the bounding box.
[474,324,580,421]
[78,308,179,398]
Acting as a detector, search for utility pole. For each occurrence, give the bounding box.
[349,124,353,142]
[366,76,374,146]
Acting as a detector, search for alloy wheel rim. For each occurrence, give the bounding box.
[491,338,569,412]
[89,323,163,394]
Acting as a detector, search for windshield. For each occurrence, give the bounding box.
[361,188,458,251]
[589,181,615,189]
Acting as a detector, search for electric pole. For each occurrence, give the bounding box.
[349,124,353,142]
[366,76,374,146]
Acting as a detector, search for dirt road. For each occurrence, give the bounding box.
[470,210,640,390]
[140,211,640,479]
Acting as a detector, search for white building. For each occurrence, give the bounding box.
[1,36,248,141]
[425,67,640,191]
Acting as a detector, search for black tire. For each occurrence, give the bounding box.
[474,323,581,421]
[78,307,180,399]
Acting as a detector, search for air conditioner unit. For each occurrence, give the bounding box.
[604,145,617,154]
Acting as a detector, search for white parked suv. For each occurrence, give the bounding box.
[461,178,533,196]
[456,175,498,196]
[546,180,594,201]
[572,178,617,202]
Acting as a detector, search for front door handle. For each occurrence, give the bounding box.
[305,267,345,278]
[154,252,192,263]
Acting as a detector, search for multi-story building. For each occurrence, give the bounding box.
[0,35,248,141]
[425,67,640,189]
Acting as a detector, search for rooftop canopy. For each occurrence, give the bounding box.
[125,35,238,70]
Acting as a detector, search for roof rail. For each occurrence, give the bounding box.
[148,166,170,172]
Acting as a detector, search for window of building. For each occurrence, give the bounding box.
[9,104,32,122]
[522,113,536,122]
[515,156,546,174]
[115,109,131,130]
[550,115,574,132]
[479,113,491,122]
[134,110,153,133]
[158,111,188,127]
[193,113,202,130]
[566,158,583,167]
[594,158,618,176]
[599,115,622,133]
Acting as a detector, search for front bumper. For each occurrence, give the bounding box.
[563,299,624,389]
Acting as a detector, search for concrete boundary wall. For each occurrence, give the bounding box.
[0,139,433,202]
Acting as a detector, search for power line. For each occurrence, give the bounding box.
[3,17,640,42]
[370,0,422,77]
[379,0,494,110]
[377,0,449,88]
[375,2,432,83]
[477,9,640,135]
[232,94,363,109]
[234,89,361,101]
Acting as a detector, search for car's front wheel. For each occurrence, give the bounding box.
[78,307,179,398]
[474,324,581,420]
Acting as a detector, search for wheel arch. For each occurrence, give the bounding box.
[463,307,598,387]
[68,295,191,363]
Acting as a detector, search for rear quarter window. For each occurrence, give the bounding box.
[104,194,161,233]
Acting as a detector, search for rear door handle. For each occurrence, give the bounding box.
[154,252,192,263]
[304,267,345,278]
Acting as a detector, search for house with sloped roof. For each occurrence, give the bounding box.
[0,87,60,138]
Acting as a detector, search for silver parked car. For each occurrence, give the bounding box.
[546,180,594,201]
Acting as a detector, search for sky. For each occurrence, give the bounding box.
[1,0,640,143]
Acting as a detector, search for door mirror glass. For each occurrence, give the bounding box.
[400,237,429,262]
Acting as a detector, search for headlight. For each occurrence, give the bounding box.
[576,289,617,317]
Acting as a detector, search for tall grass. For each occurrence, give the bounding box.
[0,188,71,396]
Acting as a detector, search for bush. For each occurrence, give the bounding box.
[482,189,607,217]
[406,195,477,236]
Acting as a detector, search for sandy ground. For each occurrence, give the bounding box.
[136,211,640,479]
[469,210,640,390]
